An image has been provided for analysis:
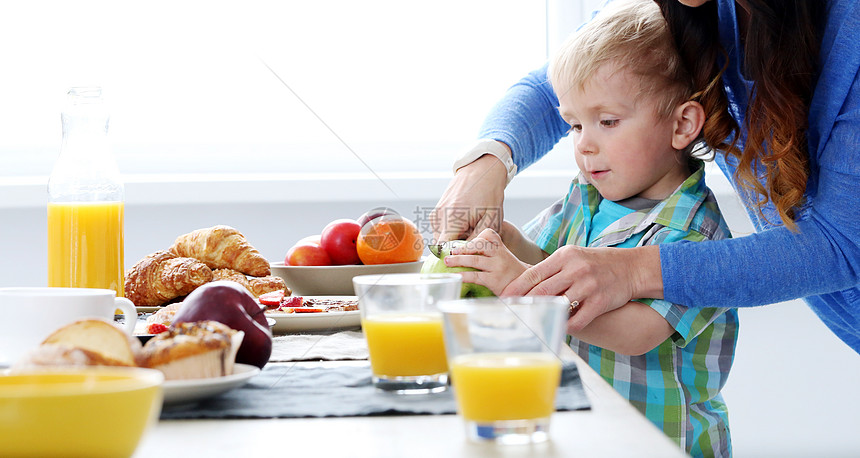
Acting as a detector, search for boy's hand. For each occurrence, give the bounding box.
[444,228,530,296]
[498,220,548,264]
[498,220,520,245]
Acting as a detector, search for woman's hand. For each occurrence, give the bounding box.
[445,229,530,296]
[501,245,663,331]
[430,154,508,242]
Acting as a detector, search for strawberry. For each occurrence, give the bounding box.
[279,296,304,308]
[259,290,286,308]
[147,323,169,334]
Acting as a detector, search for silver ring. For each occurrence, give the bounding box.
[568,300,579,314]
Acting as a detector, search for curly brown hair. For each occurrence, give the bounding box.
[655,0,825,231]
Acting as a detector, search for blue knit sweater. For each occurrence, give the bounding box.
[478,0,860,353]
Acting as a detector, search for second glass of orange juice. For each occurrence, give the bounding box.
[439,296,568,444]
[353,273,461,394]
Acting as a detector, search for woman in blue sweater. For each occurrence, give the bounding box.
[433,0,860,353]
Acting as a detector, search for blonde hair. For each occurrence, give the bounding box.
[549,0,693,120]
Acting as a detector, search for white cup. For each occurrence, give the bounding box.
[0,287,137,367]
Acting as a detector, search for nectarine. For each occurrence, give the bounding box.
[285,243,331,266]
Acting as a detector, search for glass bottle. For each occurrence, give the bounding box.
[47,87,125,296]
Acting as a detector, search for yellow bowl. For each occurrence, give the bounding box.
[0,367,164,458]
[271,260,423,296]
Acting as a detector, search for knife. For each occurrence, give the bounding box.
[428,244,444,259]
[428,240,458,259]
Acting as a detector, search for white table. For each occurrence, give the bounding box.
[133,345,686,458]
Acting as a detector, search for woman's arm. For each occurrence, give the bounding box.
[662,169,860,306]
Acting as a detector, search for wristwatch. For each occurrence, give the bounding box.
[452,139,518,185]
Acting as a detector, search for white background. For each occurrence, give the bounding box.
[0,1,857,456]
[0,0,561,178]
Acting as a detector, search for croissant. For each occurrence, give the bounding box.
[212,268,290,297]
[124,250,214,306]
[170,225,270,277]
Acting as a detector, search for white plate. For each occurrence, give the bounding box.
[162,363,260,405]
[266,295,361,333]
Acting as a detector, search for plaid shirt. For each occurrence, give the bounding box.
[523,162,738,458]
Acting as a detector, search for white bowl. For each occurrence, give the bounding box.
[270,261,423,296]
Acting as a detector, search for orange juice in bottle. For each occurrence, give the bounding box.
[47,87,125,296]
[47,201,124,294]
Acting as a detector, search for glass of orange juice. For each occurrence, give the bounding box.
[439,296,568,444]
[353,273,461,394]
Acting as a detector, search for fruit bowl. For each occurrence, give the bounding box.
[0,366,164,457]
[270,260,424,296]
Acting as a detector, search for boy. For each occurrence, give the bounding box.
[445,1,737,456]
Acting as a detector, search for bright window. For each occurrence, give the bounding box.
[0,0,605,199]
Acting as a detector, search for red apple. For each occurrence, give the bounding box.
[173,281,273,369]
[285,243,331,266]
[357,207,400,230]
[320,219,361,265]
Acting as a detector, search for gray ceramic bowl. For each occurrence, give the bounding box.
[270,260,424,296]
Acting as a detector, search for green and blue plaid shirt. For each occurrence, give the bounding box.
[523,162,738,458]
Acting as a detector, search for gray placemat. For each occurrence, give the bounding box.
[160,362,590,419]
